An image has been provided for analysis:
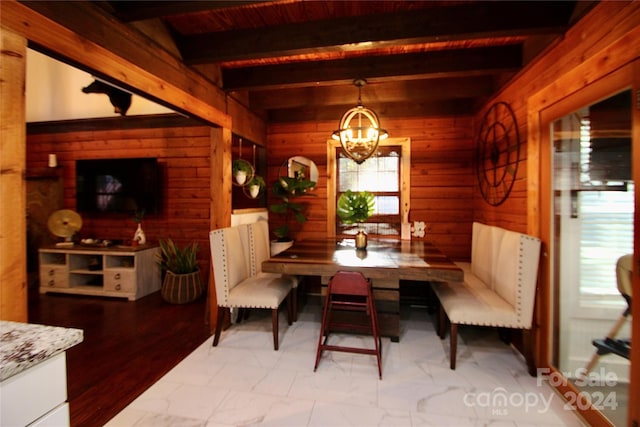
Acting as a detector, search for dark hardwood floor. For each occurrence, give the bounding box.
[28,288,211,427]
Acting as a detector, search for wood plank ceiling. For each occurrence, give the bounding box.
[63,1,595,122]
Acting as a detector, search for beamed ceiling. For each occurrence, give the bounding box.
[32,0,596,122]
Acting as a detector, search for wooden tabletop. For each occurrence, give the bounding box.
[262,238,463,282]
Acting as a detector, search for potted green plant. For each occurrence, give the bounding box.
[157,238,203,304]
[269,174,317,245]
[232,159,254,186]
[337,190,375,249]
[246,174,266,199]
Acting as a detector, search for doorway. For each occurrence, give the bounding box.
[551,89,632,426]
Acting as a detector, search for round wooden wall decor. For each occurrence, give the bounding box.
[475,101,521,206]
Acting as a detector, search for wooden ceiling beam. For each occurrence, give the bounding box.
[267,99,477,123]
[8,1,231,129]
[246,77,495,110]
[222,46,521,90]
[180,3,573,64]
[110,1,273,22]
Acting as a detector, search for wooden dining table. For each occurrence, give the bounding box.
[262,238,463,341]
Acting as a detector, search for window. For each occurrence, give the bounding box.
[327,137,411,238]
[336,146,401,236]
[578,186,634,297]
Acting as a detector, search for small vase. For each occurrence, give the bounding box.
[355,229,367,250]
[133,223,146,245]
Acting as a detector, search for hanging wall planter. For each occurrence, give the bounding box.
[244,175,266,199]
[232,159,254,186]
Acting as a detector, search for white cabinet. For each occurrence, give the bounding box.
[0,353,68,427]
[39,245,160,301]
[0,321,82,427]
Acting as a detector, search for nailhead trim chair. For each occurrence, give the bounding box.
[210,225,293,350]
[242,219,300,321]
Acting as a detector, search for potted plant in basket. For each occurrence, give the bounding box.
[337,190,375,249]
[157,239,204,304]
[269,174,316,253]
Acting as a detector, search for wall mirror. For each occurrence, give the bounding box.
[549,88,633,427]
[280,156,319,186]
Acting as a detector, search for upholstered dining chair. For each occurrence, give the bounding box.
[209,225,293,350]
[314,271,382,379]
[242,219,301,321]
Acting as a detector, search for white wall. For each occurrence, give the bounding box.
[26,49,173,122]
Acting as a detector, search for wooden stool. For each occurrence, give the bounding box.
[314,271,382,379]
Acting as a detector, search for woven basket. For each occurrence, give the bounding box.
[161,270,204,304]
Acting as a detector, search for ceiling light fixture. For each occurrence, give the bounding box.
[332,79,388,164]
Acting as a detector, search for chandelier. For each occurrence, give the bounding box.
[332,79,388,164]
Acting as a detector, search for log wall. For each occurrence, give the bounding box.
[26,118,215,282]
[267,116,474,261]
[473,1,640,236]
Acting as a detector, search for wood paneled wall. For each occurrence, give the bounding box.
[1,28,28,322]
[473,1,640,237]
[467,3,639,425]
[26,117,215,282]
[267,115,474,261]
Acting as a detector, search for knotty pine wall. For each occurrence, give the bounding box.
[26,116,215,282]
[267,116,474,261]
[265,1,639,267]
[472,1,640,237]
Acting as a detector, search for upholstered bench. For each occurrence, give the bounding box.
[430,222,541,369]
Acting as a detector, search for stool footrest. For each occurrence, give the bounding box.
[319,344,378,355]
[326,322,373,333]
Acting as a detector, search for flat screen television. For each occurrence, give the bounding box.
[76,158,161,214]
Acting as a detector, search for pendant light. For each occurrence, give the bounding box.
[332,79,388,164]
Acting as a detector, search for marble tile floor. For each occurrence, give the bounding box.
[106,297,587,427]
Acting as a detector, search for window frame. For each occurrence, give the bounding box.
[326,137,411,238]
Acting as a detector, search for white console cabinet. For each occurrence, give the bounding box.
[39,245,160,301]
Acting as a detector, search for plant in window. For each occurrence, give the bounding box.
[269,174,317,241]
[337,190,375,249]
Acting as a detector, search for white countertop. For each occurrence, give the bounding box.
[0,321,83,381]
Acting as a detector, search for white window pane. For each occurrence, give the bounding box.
[375,196,399,215]
[579,185,634,296]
